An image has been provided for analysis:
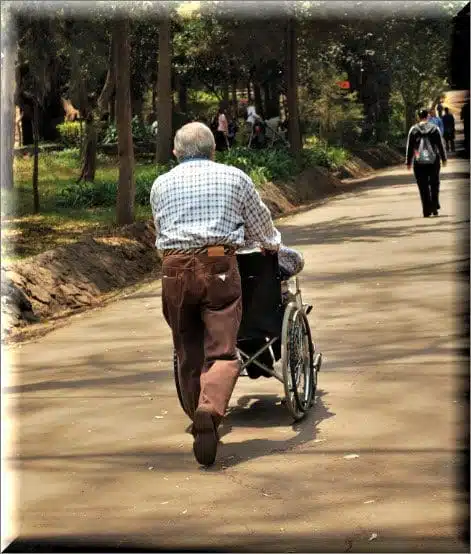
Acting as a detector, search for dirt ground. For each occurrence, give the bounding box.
[2,152,469,552]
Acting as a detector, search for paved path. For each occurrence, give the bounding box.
[3,156,469,552]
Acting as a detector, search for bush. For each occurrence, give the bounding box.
[56,121,82,148]
[302,135,349,170]
[216,147,299,184]
[101,116,155,145]
[56,162,173,209]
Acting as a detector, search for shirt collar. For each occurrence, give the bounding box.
[179,156,211,164]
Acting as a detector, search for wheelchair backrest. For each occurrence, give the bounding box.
[236,251,284,340]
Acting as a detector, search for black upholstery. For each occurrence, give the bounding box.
[236,251,284,341]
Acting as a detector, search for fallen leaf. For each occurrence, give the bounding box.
[154,416,164,419]
[148,466,154,471]
[160,501,169,505]
[343,454,360,460]
[368,533,378,541]
[181,509,188,514]
[364,500,375,504]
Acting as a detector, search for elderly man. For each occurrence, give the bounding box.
[150,122,281,466]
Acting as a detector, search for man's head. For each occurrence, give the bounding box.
[429,107,437,118]
[444,107,449,114]
[419,109,429,121]
[173,122,216,162]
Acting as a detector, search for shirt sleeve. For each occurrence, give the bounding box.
[278,245,304,276]
[149,180,160,246]
[406,127,415,165]
[241,176,281,250]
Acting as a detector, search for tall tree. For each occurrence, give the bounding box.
[156,17,173,163]
[285,17,302,160]
[1,7,17,191]
[114,17,135,225]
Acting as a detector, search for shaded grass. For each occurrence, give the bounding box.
[2,150,152,262]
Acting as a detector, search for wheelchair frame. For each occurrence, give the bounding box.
[173,260,322,422]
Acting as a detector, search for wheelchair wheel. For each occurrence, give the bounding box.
[173,350,190,417]
[281,303,315,421]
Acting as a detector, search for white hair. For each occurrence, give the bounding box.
[173,122,215,161]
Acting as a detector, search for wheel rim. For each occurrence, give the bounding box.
[282,305,314,420]
[288,310,312,412]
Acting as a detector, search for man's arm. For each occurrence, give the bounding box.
[241,177,281,250]
[149,181,160,240]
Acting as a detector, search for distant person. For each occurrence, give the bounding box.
[436,100,444,118]
[461,98,470,157]
[214,106,229,151]
[246,105,261,126]
[428,108,444,136]
[406,109,447,218]
[441,107,456,153]
[227,118,238,147]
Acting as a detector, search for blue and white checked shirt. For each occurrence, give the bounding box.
[150,158,281,251]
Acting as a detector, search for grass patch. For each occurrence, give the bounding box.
[3,140,349,261]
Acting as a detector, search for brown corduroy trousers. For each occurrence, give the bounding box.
[161,252,242,426]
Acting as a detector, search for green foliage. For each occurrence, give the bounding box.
[302,135,349,169]
[216,147,299,184]
[57,122,82,147]
[56,162,173,209]
[298,65,364,146]
[101,116,155,145]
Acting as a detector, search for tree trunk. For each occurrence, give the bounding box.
[247,81,252,102]
[253,81,263,119]
[98,34,117,115]
[375,69,391,143]
[1,23,17,190]
[77,118,97,183]
[156,17,173,164]
[222,83,230,108]
[114,18,135,226]
[231,78,238,116]
[32,99,40,213]
[285,18,302,160]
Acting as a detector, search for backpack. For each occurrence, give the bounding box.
[414,130,437,165]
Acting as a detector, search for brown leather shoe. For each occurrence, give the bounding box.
[192,408,218,466]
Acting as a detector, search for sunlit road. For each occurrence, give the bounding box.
[3,155,469,552]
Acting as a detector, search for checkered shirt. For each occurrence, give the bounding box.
[150,158,281,251]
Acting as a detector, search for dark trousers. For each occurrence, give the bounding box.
[444,134,455,152]
[413,162,441,216]
[161,253,242,425]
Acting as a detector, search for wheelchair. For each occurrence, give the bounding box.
[173,251,322,422]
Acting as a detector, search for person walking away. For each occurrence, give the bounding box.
[215,105,229,151]
[150,122,281,466]
[428,107,444,136]
[441,107,456,153]
[406,109,447,217]
[436,100,444,119]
